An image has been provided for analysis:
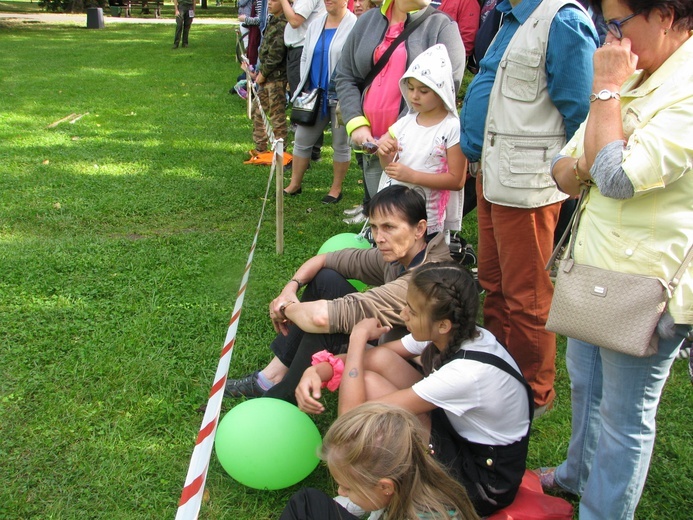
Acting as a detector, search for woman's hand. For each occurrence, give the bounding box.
[351,126,375,148]
[350,318,391,346]
[269,289,299,335]
[593,36,638,91]
[238,14,247,22]
[295,366,327,414]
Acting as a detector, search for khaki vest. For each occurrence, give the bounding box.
[481,0,584,208]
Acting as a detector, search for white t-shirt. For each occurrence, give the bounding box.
[284,0,326,48]
[378,112,461,234]
[403,327,530,445]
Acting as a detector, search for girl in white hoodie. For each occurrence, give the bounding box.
[377,44,467,237]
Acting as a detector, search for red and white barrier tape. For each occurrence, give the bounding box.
[175,143,282,520]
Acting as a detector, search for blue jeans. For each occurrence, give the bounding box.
[554,327,685,519]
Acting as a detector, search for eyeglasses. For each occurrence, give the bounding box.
[606,11,642,39]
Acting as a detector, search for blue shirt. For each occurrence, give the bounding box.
[460,0,598,163]
[309,28,336,117]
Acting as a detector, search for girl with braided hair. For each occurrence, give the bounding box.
[296,262,532,515]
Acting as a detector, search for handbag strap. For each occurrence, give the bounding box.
[668,243,693,293]
[545,186,693,295]
[545,187,587,270]
[361,6,436,90]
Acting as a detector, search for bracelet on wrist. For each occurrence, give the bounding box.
[311,350,344,392]
[290,278,305,290]
[278,300,295,320]
[573,159,595,187]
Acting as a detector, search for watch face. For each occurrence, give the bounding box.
[598,90,612,100]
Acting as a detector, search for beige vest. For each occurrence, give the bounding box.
[481,0,584,208]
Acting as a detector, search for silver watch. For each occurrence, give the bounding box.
[590,89,621,103]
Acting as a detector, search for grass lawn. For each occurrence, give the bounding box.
[0,19,691,520]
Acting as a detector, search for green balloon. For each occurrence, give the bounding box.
[317,233,371,291]
[317,233,372,255]
[215,398,322,490]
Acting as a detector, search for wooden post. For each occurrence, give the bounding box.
[275,139,284,255]
[247,80,252,120]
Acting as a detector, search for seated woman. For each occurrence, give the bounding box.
[283,0,357,203]
[224,185,452,402]
[297,262,532,516]
[280,402,480,520]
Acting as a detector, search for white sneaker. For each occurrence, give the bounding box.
[343,213,367,225]
[343,205,364,216]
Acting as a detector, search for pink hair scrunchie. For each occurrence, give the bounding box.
[310,350,345,392]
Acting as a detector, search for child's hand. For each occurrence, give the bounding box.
[384,162,413,183]
[255,72,265,84]
[377,135,399,158]
[295,367,326,415]
[351,318,391,344]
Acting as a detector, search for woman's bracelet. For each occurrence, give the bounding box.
[278,300,295,320]
[290,278,305,290]
[311,350,344,392]
[573,159,595,187]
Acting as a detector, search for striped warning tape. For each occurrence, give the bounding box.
[175,138,283,520]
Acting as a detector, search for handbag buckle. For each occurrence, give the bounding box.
[591,285,607,297]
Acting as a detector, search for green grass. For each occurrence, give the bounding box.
[0,20,691,520]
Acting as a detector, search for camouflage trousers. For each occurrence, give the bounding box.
[252,79,288,152]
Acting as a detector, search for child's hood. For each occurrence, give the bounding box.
[399,44,457,115]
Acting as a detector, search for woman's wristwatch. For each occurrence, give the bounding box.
[590,89,620,103]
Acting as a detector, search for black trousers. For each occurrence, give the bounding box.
[264,269,356,403]
[174,10,193,45]
[279,488,360,520]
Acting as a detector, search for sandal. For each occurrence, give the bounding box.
[224,371,266,398]
[533,467,558,490]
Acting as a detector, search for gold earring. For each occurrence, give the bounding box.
[664,28,669,35]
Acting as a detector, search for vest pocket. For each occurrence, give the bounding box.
[498,134,563,189]
[501,50,542,102]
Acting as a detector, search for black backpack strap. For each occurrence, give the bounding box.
[361,6,437,90]
[450,349,533,424]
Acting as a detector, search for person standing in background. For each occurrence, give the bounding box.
[459,0,598,417]
[281,0,327,161]
[431,0,481,60]
[248,0,289,157]
[172,0,195,49]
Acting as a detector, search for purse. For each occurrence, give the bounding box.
[290,88,323,126]
[546,188,693,357]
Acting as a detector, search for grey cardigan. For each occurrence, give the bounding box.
[333,5,465,133]
[291,11,358,101]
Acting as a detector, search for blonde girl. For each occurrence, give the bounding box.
[279,402,480,520]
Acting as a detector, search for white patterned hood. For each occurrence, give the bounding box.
[399,43,457,115]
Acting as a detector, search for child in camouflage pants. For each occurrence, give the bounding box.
[250,0,288,154]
